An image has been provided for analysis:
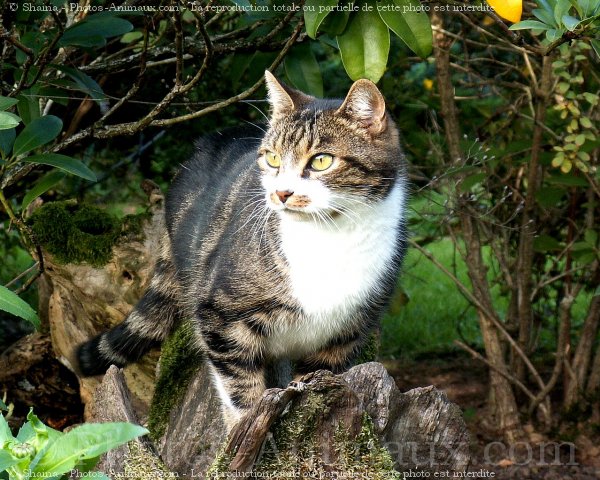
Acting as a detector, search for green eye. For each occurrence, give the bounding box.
[310,154,334,172]
[265,151,281,168]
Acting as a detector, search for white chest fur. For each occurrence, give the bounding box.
[269,182,406,358]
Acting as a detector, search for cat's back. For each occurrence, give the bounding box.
[167,126,262,209]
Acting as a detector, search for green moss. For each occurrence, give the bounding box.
[147,322,203,440]
[209,390,400,478]
[29,201,151,267]
[356,331,380,365]
[205,445,236,478]
[123,441,174,479]
[334,413,400,479]
[122,211,152,238]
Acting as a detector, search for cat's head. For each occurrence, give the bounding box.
[258,71,404,223]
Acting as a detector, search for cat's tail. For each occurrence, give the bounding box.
[76,233,182,376]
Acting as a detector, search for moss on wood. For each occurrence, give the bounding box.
[208,393,400,478]
[147,322,203,440]
[29,201,151,267]
[123,441,174,479]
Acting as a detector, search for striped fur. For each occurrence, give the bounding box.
[76,74,408,427]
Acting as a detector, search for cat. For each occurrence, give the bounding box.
[77,71,408,427]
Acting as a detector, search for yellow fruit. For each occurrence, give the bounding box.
[487,0,522,23]
[423,78,434,91]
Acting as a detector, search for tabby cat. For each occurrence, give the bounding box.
[77,72,408,427]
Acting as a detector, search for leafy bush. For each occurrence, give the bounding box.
[1,407,146,480]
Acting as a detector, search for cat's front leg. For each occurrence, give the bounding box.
[199,319,267,429]
[205,352,266,429]
[293,330,363,379]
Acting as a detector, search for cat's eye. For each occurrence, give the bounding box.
[265,151,281,168]
[309,154,334,172]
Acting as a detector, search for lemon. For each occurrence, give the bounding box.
[487,0,522,23]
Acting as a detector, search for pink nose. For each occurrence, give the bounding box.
[276,190,293,203]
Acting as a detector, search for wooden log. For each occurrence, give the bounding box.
[88,365,171,476]
[204,363,471,477]
[34,187,471,477]
[36,185,165,419]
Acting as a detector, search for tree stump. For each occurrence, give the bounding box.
[90,361,470,477]
[34,189,471,477]
[36,185,165,419]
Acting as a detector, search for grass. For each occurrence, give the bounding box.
[380,237,484,359]
[380,229,596,360]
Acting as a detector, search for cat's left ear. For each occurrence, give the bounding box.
[337,79,387,135]
[265,71,313,119]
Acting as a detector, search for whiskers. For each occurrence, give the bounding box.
[233,190,274,248]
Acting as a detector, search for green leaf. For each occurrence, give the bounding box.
[532,7,557,26]
[17,94,41,125]
[0,285,40,329]
[0,398,7,411]
[17,409,61,453]
[120,31,144,44]
[0,129,16,157]
[539,0,558,15]
[74,455,101,473]
[591,38,600,59]
[304,0,339,38]
[509,20,552,30]
[54,65,106,103]
[536,186,565,207]
[0,96,19,111]
[59,16,134,47]
[568,0,584,17]
[459,172,486,191]
[0,412,15,444]
[546,28,564,41]
[337,9,390,82]
[554,0,573,24]
[284,43,324,97]
[573,251,597,265]
[12,115,62,157]
[561,14,581,30]
[377,0,433,58]
[32,423,148,478]
[533,235,562,252]
[320,10,350,36]
[0,450,20,472]
[0,111,21,130]
[23,154,97,182]
[580,117,593,128]
[584,229,598,246]
[22,170,65,211]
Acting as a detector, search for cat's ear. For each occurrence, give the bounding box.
[265,71,312,119]
[337,79,387,135]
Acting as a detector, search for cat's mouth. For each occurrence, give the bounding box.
[269,191,312,211]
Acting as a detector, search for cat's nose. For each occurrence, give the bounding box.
[276,190,294,203]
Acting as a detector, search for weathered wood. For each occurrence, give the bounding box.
[343,363,471,473]
[89,366,170,476]
[0,332,82,429]
[37,191,165,419]
[156,359,227,474]
[209,363,470,476]
[35,187,471,477]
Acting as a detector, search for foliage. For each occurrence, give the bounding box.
[0,285,39,331]
[306,0,432,82]
[0,408,146,480]
[510,0,600,52]
[0,0,599,445]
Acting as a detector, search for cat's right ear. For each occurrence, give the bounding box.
[265,71,312,119]
[337,79,387,135]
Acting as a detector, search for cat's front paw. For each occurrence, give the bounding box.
[287,380,306,393]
